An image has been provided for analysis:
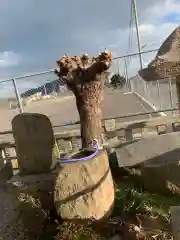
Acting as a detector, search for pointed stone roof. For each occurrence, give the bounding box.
[138,26,180,81]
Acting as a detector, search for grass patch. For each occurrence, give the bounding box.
[11,181,177,239]
[53,141,60,159]
[55,222,101,240]
[16,192,58,240]
[114,183,180,221]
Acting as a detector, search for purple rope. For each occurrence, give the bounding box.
[57,139,99,163]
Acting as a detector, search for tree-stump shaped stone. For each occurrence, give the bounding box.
[54,150,115,221]
[12,113,54,175]
[55,51,112,148]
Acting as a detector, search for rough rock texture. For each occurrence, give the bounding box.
[54,150,115,221]
[171,206,180,240]
[55,51,112,149]
[139,26,180,81]
[115,132,180,195]
[12,113,55,174]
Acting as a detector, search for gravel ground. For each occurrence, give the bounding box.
[0,88,157,132]
[0,177,20,239]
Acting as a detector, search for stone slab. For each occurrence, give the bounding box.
[104,119,116,132]
[115,131,180,167]
[171,206,180,240]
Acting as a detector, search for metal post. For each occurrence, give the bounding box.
[132,0,143,71]
[132,0,149,99]
[12,78,23,113]
[124,58,131,91]
[44,84,47,95]
[116,61,120,75]
[157,80,162,109]
[168,78,174,116]
[113,48,159,60]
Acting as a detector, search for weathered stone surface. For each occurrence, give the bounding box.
[104,119,116,132]
[115,132,180,195]
[171,206,180,240]
[71,137,80,151]
[58,139,72,153]
[12,113,55,174]
[54,150,115,221]
[172,121,180,132]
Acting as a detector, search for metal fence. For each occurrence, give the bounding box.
[113,50,179,117]
[0,49,179,132]
[130,75,177,115]
[0,70,75,131]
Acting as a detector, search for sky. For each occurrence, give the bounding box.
[0,0,180,96]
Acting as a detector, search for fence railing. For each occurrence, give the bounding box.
[130,75,178,115]
[0,49,179,132]
[1,114,180,171]
[114,50,179,117]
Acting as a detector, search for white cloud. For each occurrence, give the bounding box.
[110,0,180,77]
[99,0,180,65]
[141,22,179,58]
[110,21,180,77]
[0,51,20,68]
[0,0,180,95]
[138,24,155,36]
[142,0,180,24]
[108,22,180,76]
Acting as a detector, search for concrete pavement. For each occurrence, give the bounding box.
[0,88,159,132]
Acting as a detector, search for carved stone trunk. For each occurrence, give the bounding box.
[76,80,104,148]
[54,150,115,221]
[12,113,55,175]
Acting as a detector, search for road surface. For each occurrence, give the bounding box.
[0,88,159,132]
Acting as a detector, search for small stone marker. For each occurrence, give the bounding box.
[57,139,72,153]
[156,124,167,135]
[104,119,116,132]
[172,121,180,132]
[57,139,65,153]
[71,137,81,151]
[64,140,72,152]
[12,113,54,175]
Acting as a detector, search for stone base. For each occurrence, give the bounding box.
[54,150,115,221]
[6,150,115,223]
